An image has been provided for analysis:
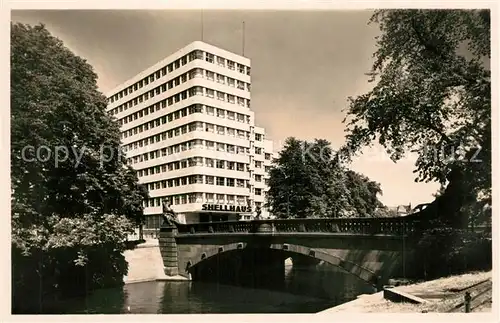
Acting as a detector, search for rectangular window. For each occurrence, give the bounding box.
[206,193,214,203]
[255,188,262,196]
[206,141,215,150]
[227,78,235,87]
[190,68,203,79]
[226,178,235,187]
[255,175,262,182]
[206,106,215,116]
[216,194,225,203]
[217,143,225,152]
[206,89,214,98]
[205,53,214,63]
[265,153,271,160]
[237,81,245,90]
[206,71,215,80]
[205,176,214,185]
[216,109,225,118]
[217,74,225,84]
[227,95,235,104]
[205,124,214,133]
[216,177,225,186]
[195,50,203,60]
[217,57,225,67]
[227,61,235,70]
[216,160,225,169]
[205,158,214,167]
[217,92,225,101]
[216,126,225,135]
[237,64,245,74]
[189,104,203,114]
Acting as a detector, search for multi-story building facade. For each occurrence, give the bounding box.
[105,41,274,233]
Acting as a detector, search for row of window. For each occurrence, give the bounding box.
[108,67,251,117]
[138,159,270,184]
[145,175,257,191]
[144,191,255,208]
[122,122,268,156]
[120,104,251,141]
[126,139,267,168]
[133,150,273,173]
[108,50,250,104]
[116,85,251,126]
[137,157,249,177]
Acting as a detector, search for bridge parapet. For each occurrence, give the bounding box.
[176,217,422,236]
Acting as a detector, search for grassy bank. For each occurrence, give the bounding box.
[319,271,492,313]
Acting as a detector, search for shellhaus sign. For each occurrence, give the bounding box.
[201,204,252,213]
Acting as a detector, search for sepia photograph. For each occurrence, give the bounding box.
[7,3,495,318]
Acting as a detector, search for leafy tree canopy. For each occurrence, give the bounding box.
[339,10,491,227]
[267,137,383,218]
[11,23,148,256]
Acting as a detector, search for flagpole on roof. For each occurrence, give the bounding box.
[201,10,204,41]
[242,21,245,56]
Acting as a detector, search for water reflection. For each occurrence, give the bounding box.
[46,261,375,314]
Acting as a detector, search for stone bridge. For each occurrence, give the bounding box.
[159,217,423,289]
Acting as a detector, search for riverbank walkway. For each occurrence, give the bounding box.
[318,271,492,313]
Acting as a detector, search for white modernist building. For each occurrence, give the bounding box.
[106,41,274,232]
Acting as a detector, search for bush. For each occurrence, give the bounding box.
[412,225,491,280]
[12,244,128,314]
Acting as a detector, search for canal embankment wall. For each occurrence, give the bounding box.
[123,239,188,284]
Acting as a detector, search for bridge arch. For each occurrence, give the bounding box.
[182,242,379,286]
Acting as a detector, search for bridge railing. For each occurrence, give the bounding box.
[175,217,422,236]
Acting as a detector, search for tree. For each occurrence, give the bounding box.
[266,137,383,218]
[340,10,491,228]
[343,170,384,217]
[11,23,147,312]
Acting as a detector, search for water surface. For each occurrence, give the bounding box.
[47,263,375,314]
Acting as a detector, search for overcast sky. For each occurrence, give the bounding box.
[11,10,440,206]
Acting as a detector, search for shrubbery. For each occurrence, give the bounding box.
[411,223,491,280]
[12,245,128,314]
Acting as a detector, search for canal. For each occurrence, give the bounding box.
[43,261,376,314]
